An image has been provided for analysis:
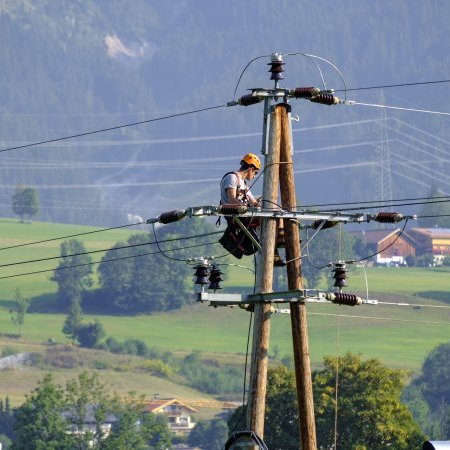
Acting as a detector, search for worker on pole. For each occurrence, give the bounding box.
[218,153,285,265]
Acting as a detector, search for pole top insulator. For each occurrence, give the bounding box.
[268,52,285,83]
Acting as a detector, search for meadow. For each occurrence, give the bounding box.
[1,218,450,405]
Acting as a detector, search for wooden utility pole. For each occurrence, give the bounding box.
[247,104,281,437]
[279,103,317,449]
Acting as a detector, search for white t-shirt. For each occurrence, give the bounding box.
[220,172,257,206]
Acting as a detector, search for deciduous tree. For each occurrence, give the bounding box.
[51,239,93,310]
[230,354,425,450]
[9,289,30,337]
[11,185,39,223]
[13,372,171,450]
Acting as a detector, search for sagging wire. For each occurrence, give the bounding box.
[348,219,409,264]
[229,254,258,436]
[283,218,325,265]
[217,262,255,274]
[0,230,223,269]
[0,104,228,154]
[304,219,337,270]
[151,223,193,262]
[306,218,409,272]
[233,54,272,100]
[287,51,348,102]
[0,239,221,281]
[0,221,146,252]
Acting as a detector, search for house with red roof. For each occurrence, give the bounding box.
[351,227,450,265]
[351,228,417,265]
[143,398,198,436]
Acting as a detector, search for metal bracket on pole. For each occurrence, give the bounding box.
[197,289,328,306]
[261,99,272,156]
[286,110,295,156]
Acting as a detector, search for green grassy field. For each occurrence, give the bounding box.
[0,218,145,303]
[1,219,450,403]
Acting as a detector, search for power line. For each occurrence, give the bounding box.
[2,195,448,257]
[0,221,146,251]
[335,79,450,93]
[1,79,448,156]
[0,104,227,154]
[0,230,222,269]
[0,239,220,281]
[350,101,450,117]
[307,312,450,326]
[300,195,450,210]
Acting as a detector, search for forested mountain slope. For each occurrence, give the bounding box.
[0,0,448,225]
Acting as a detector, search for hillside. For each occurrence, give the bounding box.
[0,1,449,226]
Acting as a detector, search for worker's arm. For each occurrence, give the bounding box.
[226,187,242,205]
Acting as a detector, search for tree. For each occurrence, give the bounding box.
[96,218,221,314]
[313,353,425,449]
[74,319,105,348]
[11,185,39,223]
[232,355,425,450]
[98,232,191,313]
[51,239,93,310]
[0,396,15,443]
[13,372,171,450]
[405,342,450,438]
[13,374,74,450]
[9,289,30,336]
[188,419,229,450]
[62,298,83,342]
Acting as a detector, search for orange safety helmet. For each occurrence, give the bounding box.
[241,153,261,170]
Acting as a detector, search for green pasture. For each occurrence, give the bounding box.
[0,219,450,375]
[0,218,145,303]
[1,299,449,373]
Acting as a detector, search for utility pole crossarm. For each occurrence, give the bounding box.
[146,205,416,227]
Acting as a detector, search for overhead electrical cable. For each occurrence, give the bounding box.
[307,312,450,326]
[0,221,146,251]
[0,230,222,268]
[3,195,449,257]
[0,104,227,154]
[0,78,447,155]
[350,101,450,116]
[0,239,221,281]
[300,195,450,210]
[335,79,450,93]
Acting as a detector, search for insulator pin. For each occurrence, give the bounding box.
[208,264,223,291]
[310,93,340,105]
[238,94,263,107]
[326,292,362,306]
[332,263,348,289]
[268,53,285,81]
[219,205,248,215]
[158,210,186,224]
[194,264,210,285]
[373,212,404,223]
[291,87,320,99]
